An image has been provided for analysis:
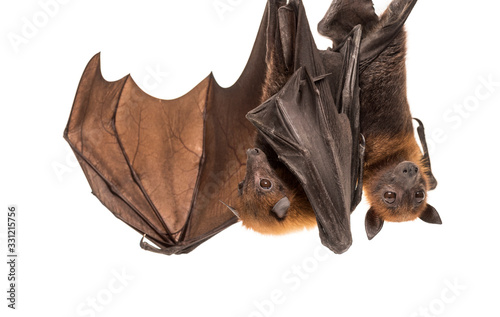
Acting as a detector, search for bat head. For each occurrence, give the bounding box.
[364,160,441,240]
[234,148,316,235]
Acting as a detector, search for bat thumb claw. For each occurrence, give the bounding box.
[219,200,240,219]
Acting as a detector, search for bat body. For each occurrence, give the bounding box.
[235,3,316,235]
[318,0,441,239]
[235,0,366,253]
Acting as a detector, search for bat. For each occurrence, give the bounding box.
[318,0,442,240]
[231,0,366,254]
[64,0,420,255]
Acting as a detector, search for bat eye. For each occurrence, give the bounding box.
[383,192,396,204]
[415,191,425,203]
[259,179,272,190]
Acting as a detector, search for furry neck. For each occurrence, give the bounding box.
[363,131,423,184]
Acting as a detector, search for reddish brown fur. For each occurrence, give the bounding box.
[363,131,431,222]
[235,149,317,234]
[260,46,292,104]
[238,182,316,235]
[363,132,428,185]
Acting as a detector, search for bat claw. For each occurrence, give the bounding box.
[219,200,240,219]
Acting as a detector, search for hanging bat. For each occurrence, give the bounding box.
[318,0,442,240]
[223,0,364,255]
[64,0,417,255]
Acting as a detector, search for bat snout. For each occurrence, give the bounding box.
[396,161,419,178]
[246,148,262,156]
[244,148,273,177]
[246,148,268,165]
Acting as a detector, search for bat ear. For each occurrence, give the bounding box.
[419,204,442,225]
[272,197,290,219]
[365,207,384,240]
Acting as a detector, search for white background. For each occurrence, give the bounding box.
[1,0,499,316]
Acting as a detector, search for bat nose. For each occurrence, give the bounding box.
[246,148,260,156]
[399,162,419,177]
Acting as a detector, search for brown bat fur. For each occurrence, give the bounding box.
[238,166,317,234]
[235,40,317,234]
[236,145,316,234]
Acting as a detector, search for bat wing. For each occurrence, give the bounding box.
[64,2,278,255]
[247,0,363,254]
[317,0,418,74]
[414,118,438,190]
[359,0,418,72]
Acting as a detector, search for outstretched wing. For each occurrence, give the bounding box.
[64,2,274,255]
[247,0,363,254]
